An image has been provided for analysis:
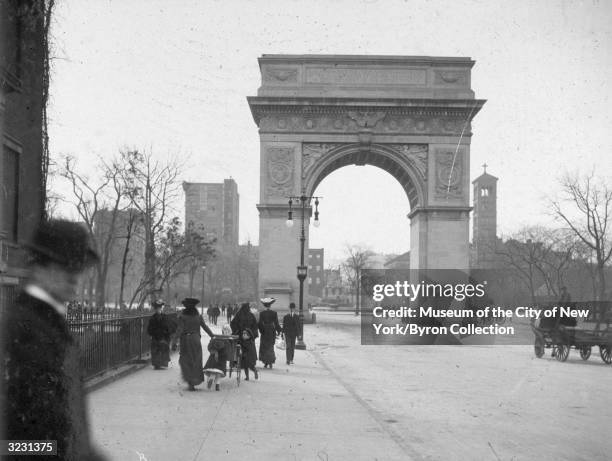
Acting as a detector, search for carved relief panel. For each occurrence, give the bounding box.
[386,144,428,181]
[433,148,466,201]
[301,143,343,180]
[265,147,295,200]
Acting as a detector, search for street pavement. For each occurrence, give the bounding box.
[88,312,612,461]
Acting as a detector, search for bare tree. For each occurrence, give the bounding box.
[118,149,182,306]
[183,221,215,297]
[551,172,612,300]
[495,226,579,304]
[60,155,124,307]
[118,208,141,308]
[342,244,375,314]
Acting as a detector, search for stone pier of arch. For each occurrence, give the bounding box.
[248,54,485,306]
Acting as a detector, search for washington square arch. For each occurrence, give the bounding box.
[247,55,485,305]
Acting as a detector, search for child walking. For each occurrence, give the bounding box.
[239,328,258,381]
[203,325,233,391]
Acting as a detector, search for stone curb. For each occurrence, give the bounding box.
[85,357,151,394]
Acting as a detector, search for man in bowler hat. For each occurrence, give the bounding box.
[1,219,107,460]
[282,303,300,365]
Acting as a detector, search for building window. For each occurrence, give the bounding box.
[316,277,320,284]
[316,254,321,259]
[480,187,490,197]
[308,277,312,284]
[2,145,20,242]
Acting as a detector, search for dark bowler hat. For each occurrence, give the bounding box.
[289,302,296,310]
[26,219,99,273]
[181,297,200,308]
[152,300,165,309]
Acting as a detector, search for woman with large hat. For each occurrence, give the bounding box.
[257,297,282,368]
[147,300,173,369]
[172,297,214,391]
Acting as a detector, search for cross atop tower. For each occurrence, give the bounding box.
[482,162,488,174]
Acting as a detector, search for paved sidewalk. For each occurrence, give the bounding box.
[88,323,410,461]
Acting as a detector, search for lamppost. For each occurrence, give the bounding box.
[201,265,206,316]
[286,194,321,350]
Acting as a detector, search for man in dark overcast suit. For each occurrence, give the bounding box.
[1,219,107,460]
[282,302,300,365]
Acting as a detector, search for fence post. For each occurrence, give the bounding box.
[138,316,143,361]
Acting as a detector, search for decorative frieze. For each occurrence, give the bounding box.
[434,70,468,86]
[266,147,295,198]
[347,110,387,128]
[263,67,298,83]
[258,112,469,135]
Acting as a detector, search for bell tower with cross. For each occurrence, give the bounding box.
[472,163,498,268]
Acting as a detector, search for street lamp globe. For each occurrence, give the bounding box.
[313,219,320,228]
[285,218,294,228]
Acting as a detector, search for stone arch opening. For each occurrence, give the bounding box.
[303,143,426,210]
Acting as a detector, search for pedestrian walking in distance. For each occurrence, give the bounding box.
[2,219,107,460]
[282,302,300,365]
[212,304,221,325]
[258,297,282,368]
[172,297,214,391]
[147,300,173,369]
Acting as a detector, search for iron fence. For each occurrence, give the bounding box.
[0,284,19,315]
[68,311,178,381]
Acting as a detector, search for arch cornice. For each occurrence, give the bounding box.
[302,143,427,209]
[247,97,485,136]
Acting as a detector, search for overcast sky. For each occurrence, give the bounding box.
[48,0,612,264]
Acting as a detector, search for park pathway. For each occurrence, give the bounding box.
[88,318,410,461]
[89,312,612,461]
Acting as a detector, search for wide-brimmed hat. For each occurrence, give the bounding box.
[26,219,99,273]
[152,300,165,309]
[260,297,276,307]
[182,297,200,308]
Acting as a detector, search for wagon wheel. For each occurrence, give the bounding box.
[555,344,570,362]
[579,346,591,361]
[235,345,242,386]
[599,345,612,364]
[534,338,545,358]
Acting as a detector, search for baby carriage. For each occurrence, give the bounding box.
[204,334,242,388]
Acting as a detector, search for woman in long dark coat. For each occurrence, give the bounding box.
[230,302,258,339]
[258,297,282,368]
[147,300,173,369]
[172,297,214,391]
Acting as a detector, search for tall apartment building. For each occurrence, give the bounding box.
[92,208,146,306]
[183,179,240,303]
[307,248,324,299]
[183,179,239,248]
